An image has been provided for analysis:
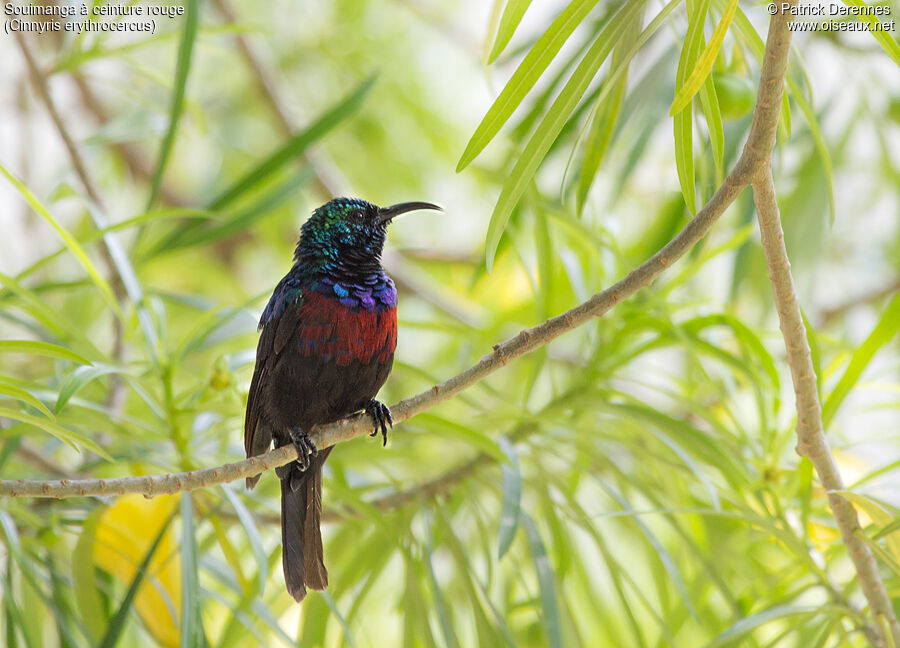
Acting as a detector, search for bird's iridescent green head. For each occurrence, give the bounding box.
[294,197,441,274]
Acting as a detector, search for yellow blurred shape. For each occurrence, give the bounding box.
[94,494,182,647]
[808,520,841,554]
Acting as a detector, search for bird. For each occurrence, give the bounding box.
[244,197,441,602]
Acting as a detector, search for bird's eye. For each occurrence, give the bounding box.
[350,209,366,223]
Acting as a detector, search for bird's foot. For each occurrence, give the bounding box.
[287,426,317,472]
[366,399,393,447]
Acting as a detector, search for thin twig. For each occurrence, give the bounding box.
[820,277,900,325]
[749,4,899,645]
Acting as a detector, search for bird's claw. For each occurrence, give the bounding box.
[288,426,318,471]
[366,399,392,447]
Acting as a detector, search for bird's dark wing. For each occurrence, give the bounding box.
[244,278,303,488]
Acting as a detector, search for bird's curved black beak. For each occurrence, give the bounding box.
[376,201,442,225]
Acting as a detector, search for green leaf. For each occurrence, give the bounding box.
[20,570,44,648]
[80,200,161,361]
[320,592,357,648]
[786,77,835,223]
[0,164,123,320]
[221,486,268,598]
[0,272,82,343]
[483,0,506,61]
[147,170,308,258]
[497,436,522,559]
[487,0,534,63]
[55,364,126,414]
[598,480,698,620]
[730,7,791,138]
[710,604,826,646]
[180,494,206,648]
[414,413,507,462]
[72,510,105,644]
[822,292,900,428]
[521,514,562,648]
[300,592,331,646]
[484,0,645,269]
[209,516,249,596]
[576,9,642,213]
[841,0,900,66]
[423,512,460,648]
[146,0,200,209]
[779,88,792,139]
[669,0,737,115]
[835,491,900,567]
[0,407,111,460]
[99,507,178,648]
[0,382,53,420]
[672,0,711,215]
[0,340,91,365]
[209,77,375,210]
[683,314,780,392]
[698,68,724,172]
[458,0,604,171]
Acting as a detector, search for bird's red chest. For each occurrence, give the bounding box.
[296,291,397,366]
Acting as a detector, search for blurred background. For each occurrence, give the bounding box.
[0,0,898,646]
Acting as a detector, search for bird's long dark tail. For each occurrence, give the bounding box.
[280,447,333,602]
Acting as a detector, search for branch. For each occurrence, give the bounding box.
[750,4,899,646]
[0,140,750,499]
[11,0,831,503]
[820,277,900,325]
[7,11,892,644]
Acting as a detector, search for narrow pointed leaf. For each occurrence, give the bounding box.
[485,0,645,269]
[98,507,178,648]
[698,71,724,171]
[146,0,199,209]
[599,480,697,619]
[669,0,738,115]
[0,407,111,460]
[835,491,900,566]
[55,364,127,414]
[521,514,562,648]
[423,512,460,648]
[842,0,900,66]
[710,605,826,646]
[209,77,375,210]
[0,383,53,419]
[786,77,834,223]
[576,9,642,212]
[487,0,534,63]
[0,164,123,319]
[822,292,900,428]
[180,494,205,648]
[72,511,105,644]
[458,0,604,171]
[0,341,91,365]
[497,436,522,558]
[221,486,268,597]
[672,0,710,215]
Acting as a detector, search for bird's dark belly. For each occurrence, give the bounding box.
[264,351,394,431]
[263,292,397,432]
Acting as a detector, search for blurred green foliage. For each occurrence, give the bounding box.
[0,1,899,646]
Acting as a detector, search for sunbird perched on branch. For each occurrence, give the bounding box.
[244,197,441,601]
